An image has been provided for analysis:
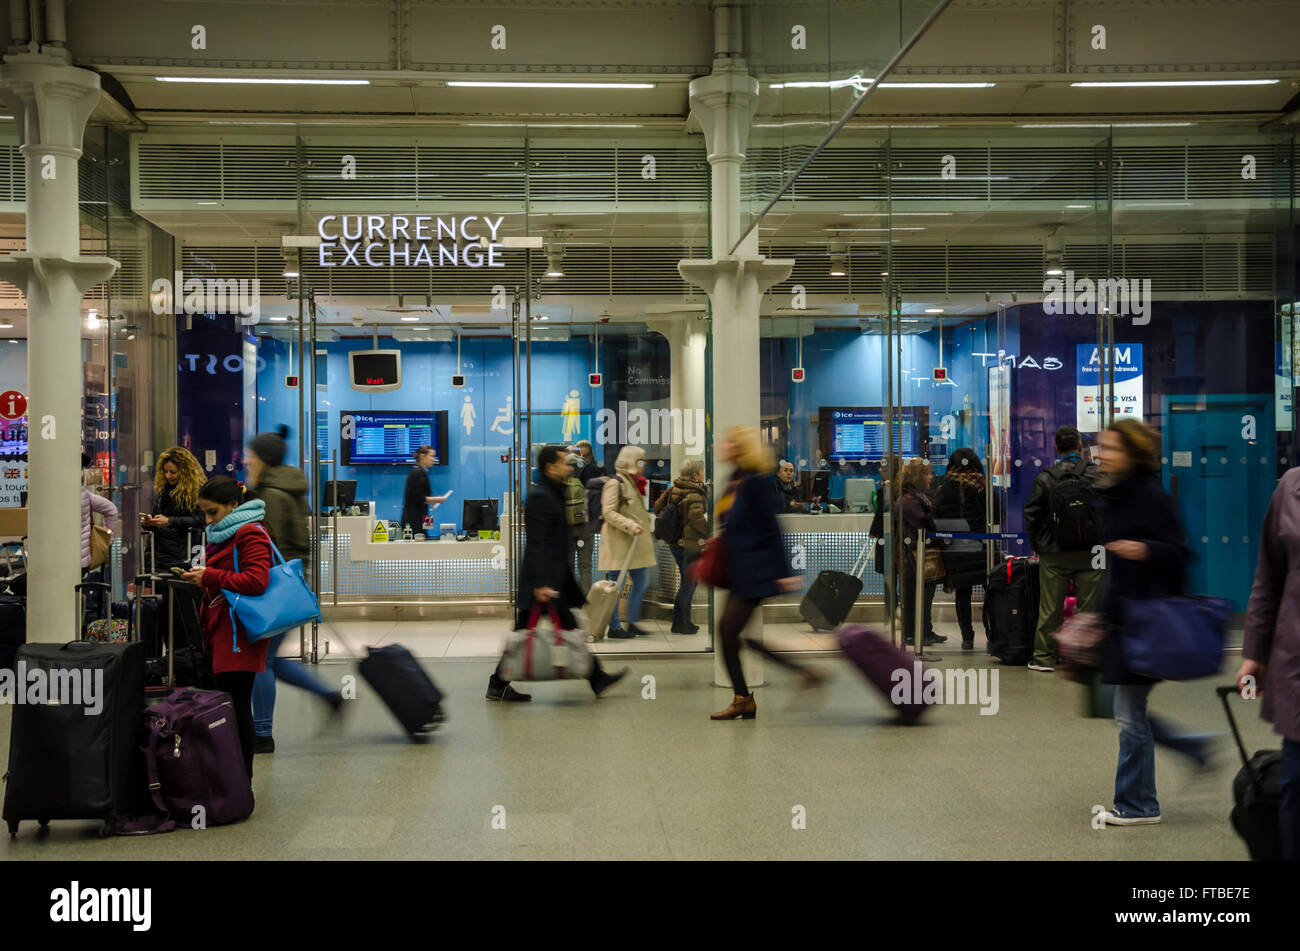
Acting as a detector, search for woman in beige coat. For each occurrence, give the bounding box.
[598,445,656,638]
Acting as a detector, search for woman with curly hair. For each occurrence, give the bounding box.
[142,445,206,570]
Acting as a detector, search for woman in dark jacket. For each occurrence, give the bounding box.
[1238,466,1300,860]
[141,445,206,570]
[179,477,272,781]
[933,448,987,648]
[708,427,825,721]
[1096,419,1213,826]
[897,459,942,647]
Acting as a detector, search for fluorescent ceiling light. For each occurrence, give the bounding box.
[158,76,370,85]
[501,236,544,249]
[196,201,218,205]
[0,322,12,329]
[924,308,944,314]
[1018,122,1195,128]
[881,82,995,89]
[400,316,420,322]
[826,227,925,232]
[269,316,289,322]
[1045,268,1064,276]
[841,212,952,217]
[464,122,643,128]
[1070,79,1277,87]
[282,270,299,278]
[446,81,655,89]
[770,79,993,90]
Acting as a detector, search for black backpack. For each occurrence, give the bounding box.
[585,476,611,533]
[1048,459,1102,551]
[654,490,684,544]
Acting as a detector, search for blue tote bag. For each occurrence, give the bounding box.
[222,525,321,647]
[1122,595,1231,681]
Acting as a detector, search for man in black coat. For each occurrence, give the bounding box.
[485,445,628,702]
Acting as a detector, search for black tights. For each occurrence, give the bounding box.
[214,671,256,780]
[954,586,974,638]
[717,596,809,696]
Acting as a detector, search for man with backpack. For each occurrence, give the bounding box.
[1023,425,1106,672]
[653,459,709,634]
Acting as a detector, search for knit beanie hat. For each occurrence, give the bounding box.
[250,425,288,468]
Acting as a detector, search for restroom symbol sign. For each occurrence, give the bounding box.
[0,390,26,420]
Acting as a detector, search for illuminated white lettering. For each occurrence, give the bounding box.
[391,216,410,241]
[459,216,480,241]
[414,216,431,241]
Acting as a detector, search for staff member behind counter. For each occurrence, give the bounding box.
[772,458,804,513]
[401,445,451,537]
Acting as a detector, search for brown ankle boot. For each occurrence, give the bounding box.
[710,694,757,720]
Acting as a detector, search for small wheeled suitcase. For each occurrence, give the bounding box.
[357,644,445,740]
[584,546,634,641]
[800,538,872,631]
[1216,685,1283,861]
[837,623,933,721]
[983,557,1039,665]
[3,639,151,837]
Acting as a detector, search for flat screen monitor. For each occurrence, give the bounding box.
[348,350,402,393]
[844,477,875,512]
[819,406,928,462]
[322,480,357,511]
[341,410,448,466]
[463,498,499,534]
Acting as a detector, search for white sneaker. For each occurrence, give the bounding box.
[1101,809,1161,826]
[1027,663,1055,672]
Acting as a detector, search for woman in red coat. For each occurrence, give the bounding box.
[180,477,272,778]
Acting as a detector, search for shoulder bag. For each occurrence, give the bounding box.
[1122,595,1232,680]
[222,524,322,649]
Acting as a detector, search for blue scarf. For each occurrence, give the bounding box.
[205,499,265,546]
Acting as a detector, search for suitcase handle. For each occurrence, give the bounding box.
[1216,684,1263,792]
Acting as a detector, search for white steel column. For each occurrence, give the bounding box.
[679,57,793,690]
[0,56,118,642]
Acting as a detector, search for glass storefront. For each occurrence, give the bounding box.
[1,110,1294,659]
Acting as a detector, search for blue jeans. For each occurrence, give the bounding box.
[1112,682,1212,816]
[606,566,650,631]
[1283,739,1300,862]
[670,547,698,626]
[252,631,338,738]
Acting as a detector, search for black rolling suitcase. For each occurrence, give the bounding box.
[1216,685,1284,861]
[0,592,24,673]
[357,645,445,740]
[983,556,1039,665]
[142,577,212,697]
[800,538,872,631]
[3,638,151,836]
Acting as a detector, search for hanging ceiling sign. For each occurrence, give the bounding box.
[316,215,507,269]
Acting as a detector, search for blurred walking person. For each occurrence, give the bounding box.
[246,427,343,754]
[1238,466,1300,860]
[708,427,825,721]
[1096,419,1214,826]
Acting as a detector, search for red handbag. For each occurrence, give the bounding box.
[691,536,729,588]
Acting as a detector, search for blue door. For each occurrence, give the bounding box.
[1163,395,1273,610]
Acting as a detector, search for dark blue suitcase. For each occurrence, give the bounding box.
[357,644,445,740]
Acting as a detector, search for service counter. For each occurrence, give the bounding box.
[318,507,964,624]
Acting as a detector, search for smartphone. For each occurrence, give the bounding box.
[169,566,188,577]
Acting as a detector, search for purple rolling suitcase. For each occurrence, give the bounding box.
[140,688,254,828]
[837,623,933,721]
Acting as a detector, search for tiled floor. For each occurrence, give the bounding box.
[0,623,1262,861]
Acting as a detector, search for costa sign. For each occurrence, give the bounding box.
[317,214,507,269]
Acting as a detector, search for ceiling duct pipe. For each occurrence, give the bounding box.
[8,0,28,51]
[713,1,742,59]
[43,0,66,48]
